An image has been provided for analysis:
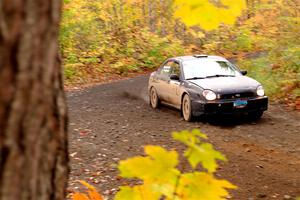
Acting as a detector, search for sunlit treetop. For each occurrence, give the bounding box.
[173,0,247,30]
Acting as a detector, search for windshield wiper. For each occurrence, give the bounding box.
[186,77,205,80]
[205,74,235,78]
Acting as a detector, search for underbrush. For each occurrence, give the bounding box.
[62,31,184,85]
[60,0,185,85]
[238,55,299,109]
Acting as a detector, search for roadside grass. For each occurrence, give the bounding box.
[237,56,299,108]
[237,57,280,98]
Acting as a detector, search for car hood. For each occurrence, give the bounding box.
[188,76,260,93]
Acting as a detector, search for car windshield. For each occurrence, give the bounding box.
[182,59,242,80]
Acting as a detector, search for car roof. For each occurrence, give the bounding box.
[171,55,228,63]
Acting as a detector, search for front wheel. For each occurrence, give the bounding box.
[248,111,263,121]
[149,87,160,109]
[182,94,193,122]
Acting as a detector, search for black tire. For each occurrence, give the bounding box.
[248,111,263,120]
[182,94,193,122]
[149,87,160,109]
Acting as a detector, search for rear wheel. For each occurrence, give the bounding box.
[150,87,160,109]
[248,111,263,120]
[182,94,193,122]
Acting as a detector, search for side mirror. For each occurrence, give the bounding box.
[241,70,248,75]
[170,74,180,81]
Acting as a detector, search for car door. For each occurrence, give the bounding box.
[167,61,182,108]
[154,61,173,101]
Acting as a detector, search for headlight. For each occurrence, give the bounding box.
[256,86,265,96]
[203,90,217,101]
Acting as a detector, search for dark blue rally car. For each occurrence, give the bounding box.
[148,55,268,121]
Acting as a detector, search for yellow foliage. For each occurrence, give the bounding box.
[115,130,236,200]
[173,129,226,172]
[174,0,246,30]
[177,172,236,200]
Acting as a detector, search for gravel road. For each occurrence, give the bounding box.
[67,75,300,200]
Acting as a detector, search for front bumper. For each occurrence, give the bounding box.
[191,96,268,116]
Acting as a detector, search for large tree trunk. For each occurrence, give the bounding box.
[0,0,68,199]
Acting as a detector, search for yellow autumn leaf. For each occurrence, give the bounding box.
[173,0,246,30]
[177,172,237,200]
[116,130,236,200]
[118,145,180,182]
[117,145,181,199]
[173,129,207,146]
[173,130,226,173]
[115,185,161,200]
[186,143,226,172]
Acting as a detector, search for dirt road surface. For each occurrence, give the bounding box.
[67,75,300,200]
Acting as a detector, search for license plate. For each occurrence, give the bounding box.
[234,100,248,108]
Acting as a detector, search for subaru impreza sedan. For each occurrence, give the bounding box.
[148,55,268,121]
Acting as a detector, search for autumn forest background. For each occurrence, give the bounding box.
[0,0,299,199]
[60,0,299,108]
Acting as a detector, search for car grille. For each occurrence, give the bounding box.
[220,92,255,100]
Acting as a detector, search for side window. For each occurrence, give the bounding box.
[161,66,171,76]
[158,61,173,76]
[171,62,180,77]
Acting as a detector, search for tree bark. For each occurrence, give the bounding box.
[0,0,68,199]
[148,0,156,32]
